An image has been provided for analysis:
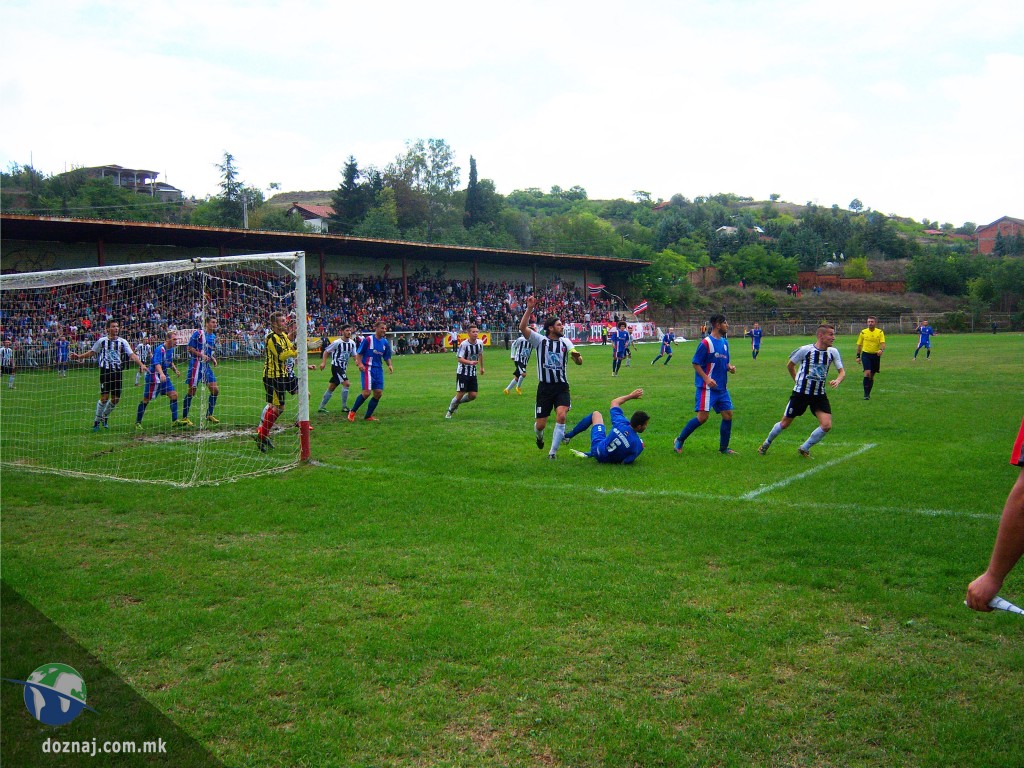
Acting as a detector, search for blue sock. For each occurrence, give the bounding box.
[171,400,179,421]
[207,394,217,416]
[720,419,733,452]
[182,394,193,418]
[365,397,380,418]
[136,402,147,423]
[351,394,366,413]
[566,414,593,440]
[678,417,702,444]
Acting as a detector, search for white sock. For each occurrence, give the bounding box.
[801,427,827,451]
[765,421,783,445]
[550,423,566,455]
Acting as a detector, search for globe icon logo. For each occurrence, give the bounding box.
[21,663,93,726]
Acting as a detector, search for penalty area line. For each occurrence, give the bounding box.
[741,443,877,500]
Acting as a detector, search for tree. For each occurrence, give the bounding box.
[464,156,484,229]
[215,151,244,227]
[629,249,697,309]
[849,198,863,213]
[354,188,402,240]
[769,193,780,202]
[842,256,872,279]
[330,156,374,234]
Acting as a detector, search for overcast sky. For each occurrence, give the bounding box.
[2,0,1021,227]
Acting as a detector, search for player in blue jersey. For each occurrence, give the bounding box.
[651,328,676,365]
[913,320,936,360]
[674,314,738,455]
[135,330,184,430]
[610,321,631,376]
[347,319,394,422]
[564,388,649,464]
[744,322,763,360]
[182,317,220,425]
[56,334,71,377]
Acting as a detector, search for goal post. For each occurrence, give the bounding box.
[0,251,310,486]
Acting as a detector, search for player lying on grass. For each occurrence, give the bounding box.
[564,388,649,464]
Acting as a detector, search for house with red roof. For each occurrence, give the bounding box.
[286,202,335,233]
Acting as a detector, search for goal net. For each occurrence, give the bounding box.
[0,252,310,486]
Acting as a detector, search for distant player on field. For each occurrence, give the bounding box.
[445,323,485,419]
[182,317,220,425]
[1,342,15,389]
[318,325,357,413]
[520,295,583,459]
[967,417,1024,611]
[504,325,534,395]
[70,319,147,430]
[651,328,676,365]
[744,322,763,360]
[135,330,183,429]
[609,321,630,376]
[564,388,649,464]
[347,319,394,422]
[56,335,70,378]
[855,316,885,400]
[913,320,936,360]
[254,311,298,452]
[134,337,152,386]
[758,323,845,458]
[674,314,737,455]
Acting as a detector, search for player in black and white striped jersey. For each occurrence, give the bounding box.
[519,296,583,458]
[317,324,359,413]
[70,319,147,431]
[445,325,485,418]
[503,324,535,395]
[758,323,846,458]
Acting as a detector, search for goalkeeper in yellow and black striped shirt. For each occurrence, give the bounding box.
[255,311,297,452]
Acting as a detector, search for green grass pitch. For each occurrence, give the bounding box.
[2,332,1022,766]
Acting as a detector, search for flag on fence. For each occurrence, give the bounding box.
[587,283,606,296]
[632,300,649,314]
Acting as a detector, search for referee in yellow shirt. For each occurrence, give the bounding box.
[855,316,886,400]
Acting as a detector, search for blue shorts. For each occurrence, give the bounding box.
[144,373,176,400]
[588,424,607,457]
[695,387,733,413]
[916,339,931,348]
[360,366,385,392]
[187,361,216,388]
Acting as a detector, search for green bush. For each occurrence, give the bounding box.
[754,290,778,308]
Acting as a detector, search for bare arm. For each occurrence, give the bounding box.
[967,468,1024,610]
[519,296,536,338]
[830,366,846,388]
[610,389,643,409]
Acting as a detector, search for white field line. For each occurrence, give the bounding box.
[740,443,877,500]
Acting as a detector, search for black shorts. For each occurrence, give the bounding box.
[785,392,832,419]
[535,381,571,418]
[513,362,528,377]
[264,376,291,408]
[100,368,124,398]
[1,365,12,376]
[861,352,881,373]
[330,364,349,386]
[456,373,478,393]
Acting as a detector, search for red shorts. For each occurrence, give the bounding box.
[1011,417,1024,467]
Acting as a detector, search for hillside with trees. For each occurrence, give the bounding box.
[4,139,1022,322]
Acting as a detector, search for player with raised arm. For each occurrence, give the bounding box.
[254,311,297,452]
[913,320,936,360]
[347,319,394,422]
[135,329,183,430]
[674,314,737,455]
[651,328,676,365]
[70,319,147,430]
[318,325,357,413]
[181,317,220,425]
[564,388,649,464]
[758,324,845,458]
[445,323,485,419]
[520,296,583,459]
[609,321,631,376]
[744,322,763,360]
[503,326,534,395]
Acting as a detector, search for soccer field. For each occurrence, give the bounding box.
[2,332,1022,767]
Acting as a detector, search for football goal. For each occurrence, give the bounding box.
[0,252,310,486]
